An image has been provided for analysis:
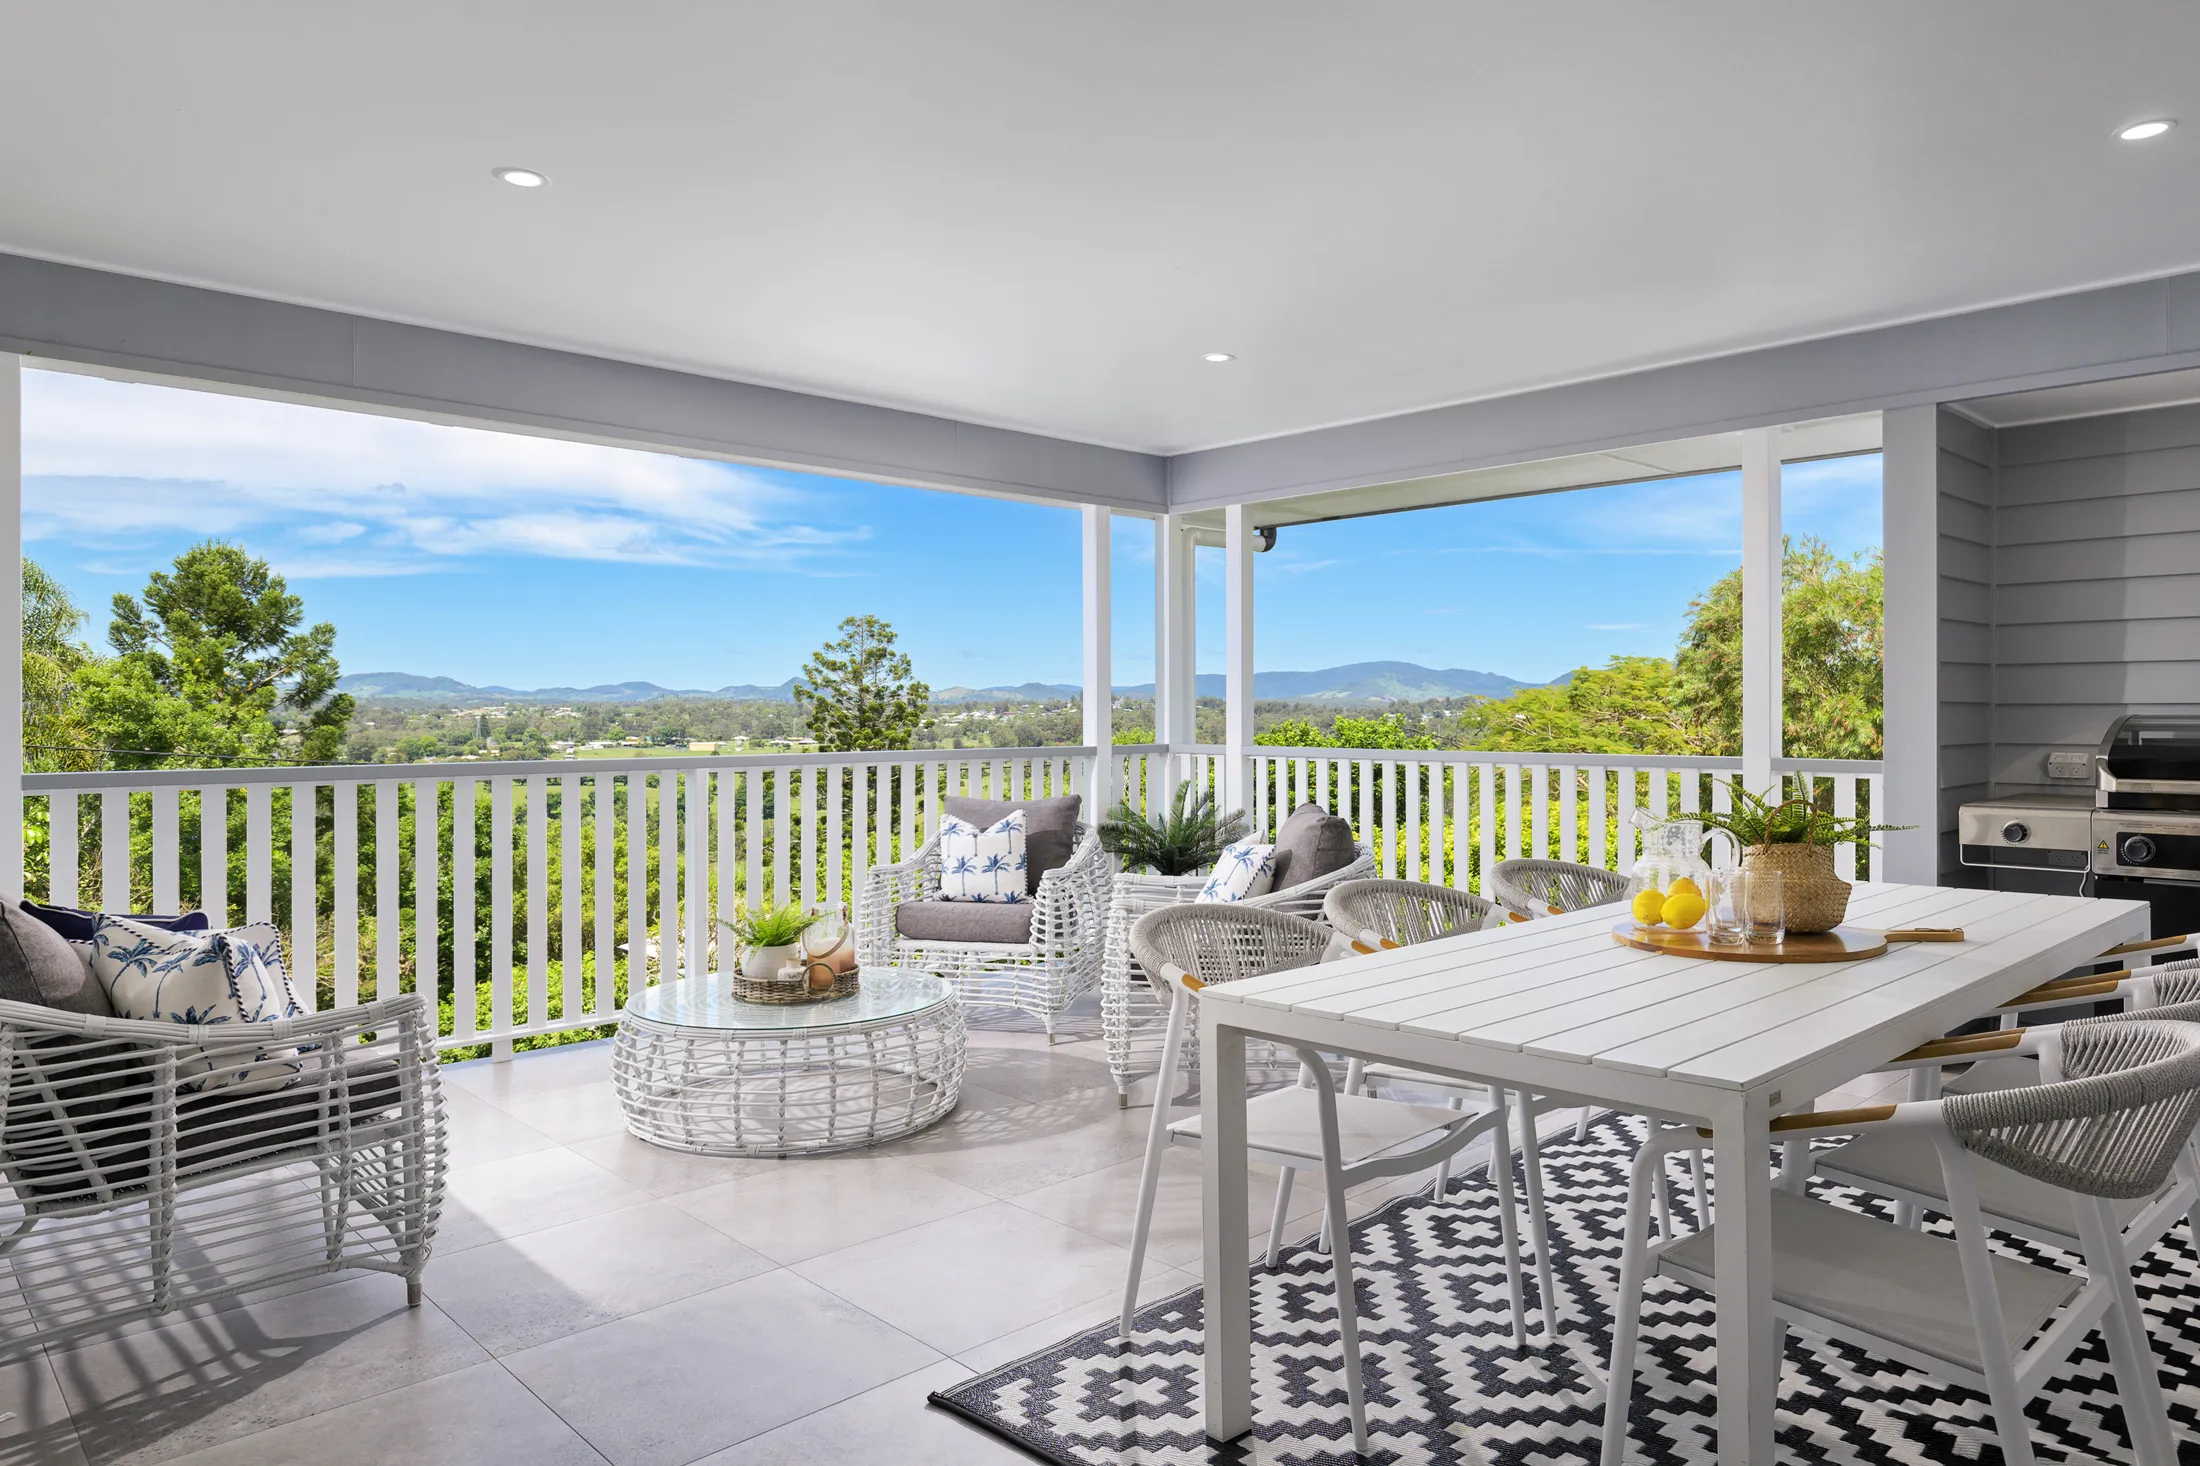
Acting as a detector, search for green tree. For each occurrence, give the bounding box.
[22,558,98,774]
[1673,536,1883,760]
[1454,656,1711,755]
[793,615,929,752]
[82,540,354,768]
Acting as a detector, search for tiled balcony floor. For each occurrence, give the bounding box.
[0,1001,1913,1466]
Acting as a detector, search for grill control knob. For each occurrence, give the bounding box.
[2125,835,2157,865]
[2001,821,2030,844]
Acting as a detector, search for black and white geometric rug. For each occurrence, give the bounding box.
[930,1112,2200,1464]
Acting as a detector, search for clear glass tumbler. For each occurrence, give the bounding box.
[1740,869,1786,945]
[1706,870,1747,946]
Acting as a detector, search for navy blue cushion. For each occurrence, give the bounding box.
[20,899,210,944]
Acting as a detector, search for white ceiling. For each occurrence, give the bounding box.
[2,4,2196,456]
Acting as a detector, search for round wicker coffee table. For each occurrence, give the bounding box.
[610,969,966,1157]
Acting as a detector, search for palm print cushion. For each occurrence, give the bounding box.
[87,915,305,1093]
[937,810,1029,904]
[1197,839,1278,903]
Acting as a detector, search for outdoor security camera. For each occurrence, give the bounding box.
[1252,525,1277,553]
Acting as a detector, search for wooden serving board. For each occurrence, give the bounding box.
[1611,921,1889,963]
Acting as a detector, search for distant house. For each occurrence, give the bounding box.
[688,740,721,753]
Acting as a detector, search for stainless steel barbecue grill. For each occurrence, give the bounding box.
[1962,714,2200,932]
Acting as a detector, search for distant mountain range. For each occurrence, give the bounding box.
[337,660,1530,707]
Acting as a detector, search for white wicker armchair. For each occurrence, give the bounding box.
[0,989,446,1356]
[1102,842,1375,1104]
[857,824,1111,1039]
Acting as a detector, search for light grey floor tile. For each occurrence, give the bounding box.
[564,1133,782,1198]
[152,1360,606,1466]
[502,1269,939,1466]
[1008,1146,1318,1268]
[792,1201,1138,1355]
[690,1358,1024,1466]
[443,1087,563,1170]
[670,1155,992,1265]
[425,1201,777,1355]
[890,1083,1153,1198]
[952,1264,1195,1375]
[50,1273,488,1466]
[478,1079,631,1146]
[437,1146,649,1255]
[0,1347,88,1466]
[442,1041,616,1102]
[956,1041,1118,1104]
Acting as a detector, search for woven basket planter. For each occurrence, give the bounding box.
[1743,842,1851,933]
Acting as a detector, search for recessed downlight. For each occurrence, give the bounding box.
[492,166,550,188]
[2118,119,2174,142]
[1202,352,1236,363]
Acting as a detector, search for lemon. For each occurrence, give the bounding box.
[1666,876,1702,899]
[1662,892,1708,930]
[1630,888,1666,926]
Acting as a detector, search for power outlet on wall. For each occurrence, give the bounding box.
[2046,751,2092,781]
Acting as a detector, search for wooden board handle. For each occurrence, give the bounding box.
[1881,928,1965,942]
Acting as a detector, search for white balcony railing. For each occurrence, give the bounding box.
[23,743,1880,1057]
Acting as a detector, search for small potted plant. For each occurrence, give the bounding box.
[1696,786,1911,933]
[1099,784,1249,876]
[721,903,819,981]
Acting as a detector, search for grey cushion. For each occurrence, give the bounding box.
[940,794,1081,895]
[895,900,1035,945]
[0,901,115,1016]
[1269,803,1356,891]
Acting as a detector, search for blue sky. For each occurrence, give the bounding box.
[20,369,1882,690]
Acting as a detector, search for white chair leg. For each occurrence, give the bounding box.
[1939,1140,2039,1466]
[1120,989,1188,1335]
[1490,1089,1529,1349]
[2081,1197,2178,1466]
[1601,1132,1669,1466]
[1318,1198,1334,1255]
[1266,1167,1295,1268]
[1516,1091,1560,1343]
[1301,1050,1371,1457]
[1897,1066,1937,1229]
[1431,1094,1463,1198]
[1652,1154,1674,1239]
[1687,1147,1712,1227]
[1575,1105,1592,1142]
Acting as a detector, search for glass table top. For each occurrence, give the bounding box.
[623,969,950,1032]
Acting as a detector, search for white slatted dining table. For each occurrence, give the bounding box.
[1195,881,2150,1464]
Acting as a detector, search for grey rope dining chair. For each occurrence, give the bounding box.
[1488,858,1631,920]
[1121,902,1535,1457]
[1322,877,1496,949]
[1603,1017,2200,1466]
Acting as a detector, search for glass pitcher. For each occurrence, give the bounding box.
[1626,813,1737,931]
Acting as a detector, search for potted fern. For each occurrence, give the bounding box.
[721,903,819,981]
[1099,784,1249,876]
[1694,786,1911,932]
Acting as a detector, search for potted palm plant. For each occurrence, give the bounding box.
[1098,783,1249,876]
[1694,786,1910,932]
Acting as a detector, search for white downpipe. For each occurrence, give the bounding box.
[1880,405,1940,884]
[1740,428,1782,797]
[1223,505,1254,815]
[0,354,19,900]
[1082,505,1113,813]
[1155,515,1198,801]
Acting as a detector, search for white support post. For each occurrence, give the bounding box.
[1081,505,1114,813]
[1223,504,1255,814]
[1740,428,1783,797]
[1155,514,1197,796]
[0,355,18,899]
[1881,405,1941,884]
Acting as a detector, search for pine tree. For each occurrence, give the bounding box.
[792,615,929,752]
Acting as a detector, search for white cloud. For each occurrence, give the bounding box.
[20,368,868,574]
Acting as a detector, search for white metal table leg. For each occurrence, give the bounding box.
[1200,1007,1254,1443]
[1710,1096,1777,1466]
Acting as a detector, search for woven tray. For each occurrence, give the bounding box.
[729,967,862,1005]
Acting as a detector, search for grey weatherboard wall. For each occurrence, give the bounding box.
[1935,397,2200,890]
